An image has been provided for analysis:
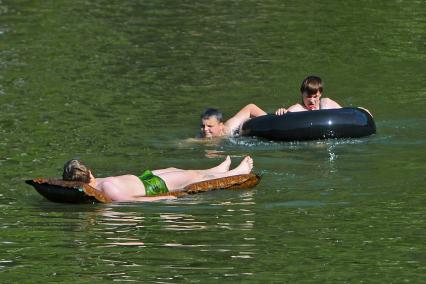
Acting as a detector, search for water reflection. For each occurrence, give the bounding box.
[88,192,256,251]
[0,259,14,269]
[160,213,208,231]
[65,197,258,282]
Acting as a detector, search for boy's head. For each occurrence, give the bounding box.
[300,75,323,95]
[200,108,225,138]
[300,76,323,110]
[63,159,91,183]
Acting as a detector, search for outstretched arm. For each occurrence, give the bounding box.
[225,104,267,133]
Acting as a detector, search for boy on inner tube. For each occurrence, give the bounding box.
[275,75,342,115]
[199,104,267,138]
[275,75,372,116]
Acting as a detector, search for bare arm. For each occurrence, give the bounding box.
[225,104,267,133]
[131,195,177,202]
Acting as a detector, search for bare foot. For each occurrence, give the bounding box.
[231,156,253,175]
[210,155,231,173]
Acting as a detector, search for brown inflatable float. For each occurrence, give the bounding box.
[25,173,261,204]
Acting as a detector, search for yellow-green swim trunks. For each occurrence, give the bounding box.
[139,170,169,196]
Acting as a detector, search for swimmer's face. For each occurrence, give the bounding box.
[302,90,322,110]
[200,117,224,138]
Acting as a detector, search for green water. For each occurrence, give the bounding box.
[1,0,425,282]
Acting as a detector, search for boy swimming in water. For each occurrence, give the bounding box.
[62,156,254,202]
[200,104,267,138]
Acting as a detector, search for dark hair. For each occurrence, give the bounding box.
[200,108,223,122]
[62,159,91,183]
[300,75,323,95]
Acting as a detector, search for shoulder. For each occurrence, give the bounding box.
[321,98,341,109]
[96,176,124,193]
[221,124,235,137]
[321,97,334,104]
[223,119,242,136]
[97,178,117,191]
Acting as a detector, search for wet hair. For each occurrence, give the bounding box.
[200,108,223,122]
[62,159,91,183]
[300,75,323,95]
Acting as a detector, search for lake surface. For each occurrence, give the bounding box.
[1,0,425,282]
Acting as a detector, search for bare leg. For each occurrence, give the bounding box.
[203,155,231,173]
[151,167,180,175]
[152,155,231,175]
[158,156,253,191]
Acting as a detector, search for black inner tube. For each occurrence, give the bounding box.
[241,107,376,141]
